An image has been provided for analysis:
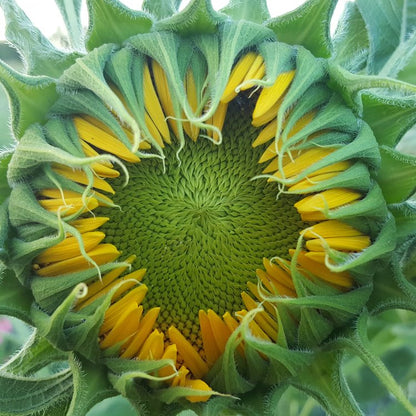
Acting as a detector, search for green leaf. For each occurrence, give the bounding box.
[220,0,270,24]
[142,0,182,19]
[361,92,416,147]
[154,0,225,35]
[0,62,58,138]
[2,331,68,375]
[0,267,33,323]
[0,369,73,416]
[86,0,153,51]
[331,2,369,72]
[376,146,416,203]
[356,0,416,75]
[67,353,117,416]
[265,0,336,58]
[54,0,84,51]
[0,0,81,77]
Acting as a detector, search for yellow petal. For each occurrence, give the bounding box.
[241,292,278,341]
[143,63,171,144]
[221,52,257,103]
[39,196,99,216]
[69,217,109,234]
[256,269,296,298]
[121,307,160,359]
[294,189,362,219]
[290,250,353,288]
[262,258,295,289]
[303,220,364,239]
[100,302,141,349]
[240,55,265,90]
[53,165,115,194]
[77,255,136,306]
[199,310,222,365]
[35,244,120,277]
[35,231,105,264]
[152,60,180,139]
[138,329,165,360]
[184,378,212,403]
[206,309,231,358]
[74,117,140,163]
[100,286,148,335]
[252,71,295,121]
[159,344,178,379]
[168,326,209,379]
[305,236,371,252]
[183,69,201,141]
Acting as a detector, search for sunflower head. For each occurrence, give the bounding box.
[1,0,416,415]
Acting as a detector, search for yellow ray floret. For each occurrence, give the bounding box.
[100,286,148,335]
[53,165,115,194]
[81,115,151,150]
[39,196,99,215]
[241,292,278,341]
[240,55,265,90]
[252,71,295,122]
[305,236,371,252]
[100,302,142,349]
[256,269,296,298]
[76,255,137,307]
[168,326,209,379]
[35,232,105,264]
[199,310,222,365]
[303,220,365,239]
[138,329,165,360]
[35,244,120,277]
[69,217,109,234]
[236,309,271,342]
[294,188,362,221]
[121,307,161,359]
[184,378,212,403]
[74,117,140,163]
[183,69,201,141]
[221,52,258,103]
[262,257,295,290]
[207,102,228,142]
[39,188,113,208]
[151,60,180,139]
[143,63,171,144]
[290,250,353,288]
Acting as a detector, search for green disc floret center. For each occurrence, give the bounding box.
[97,102,305,342]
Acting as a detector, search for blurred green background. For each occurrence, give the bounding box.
[0,41,415,415]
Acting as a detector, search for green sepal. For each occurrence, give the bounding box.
[356,0,416,75]
[331,2,369,72]
[58,44,143,153]
[265,0,336,58]
[67,352,117,416]
[0,266,33,323]
[220,0,270,24]
[30,283,87,351]
[51,91,136,153]
[85,0,153,51]
[327,62,416,109]
[376,145,416,203]
[0,150,13,205]
[0,62,58,138]
[54,0,84,51]
[290,350,364,416]
[6,123,106,185]
[243,334,314,385]
[154,0,225,35]
[361,92,416,147]
[103,358,173,397]
[142,0,181,20]
[0,0,81,77]
[0,368,73,416]
[2,331,68,375]
[389,200,416,238]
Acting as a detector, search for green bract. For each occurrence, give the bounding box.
[0,0,415,415]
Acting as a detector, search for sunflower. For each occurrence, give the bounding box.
[0,0,416,415]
